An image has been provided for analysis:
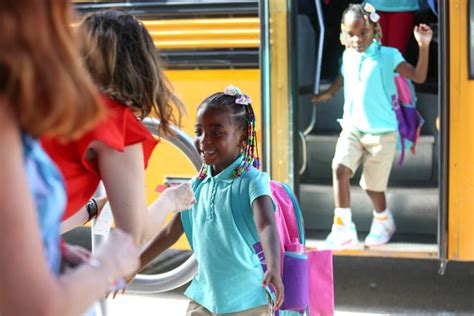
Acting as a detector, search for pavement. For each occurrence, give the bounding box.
[100,256,474,316]
[66,229,474,315]
[102,293,388,316]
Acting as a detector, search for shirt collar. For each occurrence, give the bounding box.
[361,40,380,58]
[201,155,243,183]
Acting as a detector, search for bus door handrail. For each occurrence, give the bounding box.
[299,0,325,175]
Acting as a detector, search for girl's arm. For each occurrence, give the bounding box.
[396,24,433,84]
[253,196,284,310]
[114,214,183,296]
[92,140,194,247]
[312,74,343,103]
[139,213,184,271]
[0,103,139,315]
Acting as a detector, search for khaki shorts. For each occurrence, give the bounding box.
[186,300,272,316]
[332,128,397,192]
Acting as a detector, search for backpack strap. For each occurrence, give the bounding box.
[180,177,202,251]
[279,182,306,245]
[230,169,260,252]
[378,48,408,166]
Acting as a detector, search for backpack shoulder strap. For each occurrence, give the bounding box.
[378,47,396,101]
[230,168,260,252]
[180,177,201,251]
[279,181,306,245]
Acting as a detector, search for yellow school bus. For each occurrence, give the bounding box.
[72,0,473,292]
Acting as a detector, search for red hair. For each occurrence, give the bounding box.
[0,0,103,138]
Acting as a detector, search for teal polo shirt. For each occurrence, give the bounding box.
[184,156,272,313]
[367,0,419,12]
[340,41,405,134]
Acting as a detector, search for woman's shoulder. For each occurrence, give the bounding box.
[92,94,157,150]
[100,94,132,116]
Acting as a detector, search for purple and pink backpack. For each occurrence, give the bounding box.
[391,74,425,166]
[380,51,425,166]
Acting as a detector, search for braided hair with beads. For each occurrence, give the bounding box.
[197,85,259,180]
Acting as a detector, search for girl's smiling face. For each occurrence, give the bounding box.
[194,106,244,175]
[341,16,374,52]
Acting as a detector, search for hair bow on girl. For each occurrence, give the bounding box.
[363,3,380,23]
[224,85,242,96]
[224,85,252,105]
[235,94,251,105]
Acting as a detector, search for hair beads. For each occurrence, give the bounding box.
[374,23,383,42]
[233,102,259,177]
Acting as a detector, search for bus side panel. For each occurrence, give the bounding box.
[448,0,474,261]
[145,69,260,250]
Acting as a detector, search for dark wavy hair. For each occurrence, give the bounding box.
[79,9,185,135]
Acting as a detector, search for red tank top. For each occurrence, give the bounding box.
[42,96,159,220]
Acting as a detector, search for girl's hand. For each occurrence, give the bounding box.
[312,91,333,103]
[262,269,284,311]
[414,24,433,48]
[111,271,137,299]
[163,182,195,213]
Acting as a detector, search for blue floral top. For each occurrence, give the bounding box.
[22,133,66,275]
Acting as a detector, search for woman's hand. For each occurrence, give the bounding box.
[414,24,433,48]
[94,229,140,280]
[262,269,284,311]
[162,182,195,213]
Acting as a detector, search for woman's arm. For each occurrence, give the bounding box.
[93,140,193,247]
[0,103,139,315]
[61,196,108,233]
[396,24,433,84]
[253,196,284,310]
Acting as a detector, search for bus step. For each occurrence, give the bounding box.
[300,184,438,236]
[306,238,438,259]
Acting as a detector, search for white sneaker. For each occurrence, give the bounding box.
[364,210,396,247]
[325,217,359,250]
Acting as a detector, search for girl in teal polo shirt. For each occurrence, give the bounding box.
[137,86,283,315]
[313,3,432,249]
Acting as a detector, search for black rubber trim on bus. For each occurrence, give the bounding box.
[161,49,259,69]
[75,1,258,19]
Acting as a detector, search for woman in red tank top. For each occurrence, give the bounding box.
[42,10,195,247]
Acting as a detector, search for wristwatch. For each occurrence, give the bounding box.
[86,198,98,221]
